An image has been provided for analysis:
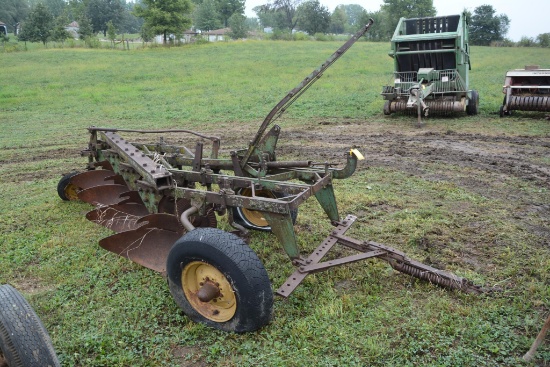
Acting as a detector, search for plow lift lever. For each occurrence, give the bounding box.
[241,18,375,168]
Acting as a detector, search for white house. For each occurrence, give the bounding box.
[65,21,79,38]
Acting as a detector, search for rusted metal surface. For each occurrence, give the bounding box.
[277,215,485,297]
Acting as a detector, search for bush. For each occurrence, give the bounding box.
[84,36,101,48]
[292,32,310,41]
[269,30,293,41]
[313,33,336,41]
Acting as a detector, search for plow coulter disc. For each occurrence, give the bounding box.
[99,213,184,273]
[69,169,126,190]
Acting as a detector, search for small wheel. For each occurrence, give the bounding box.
[232,188,298,232]
[499,105,505,117]
[57,171,80,201]
[466,90,479,115]
[0,284,60,367]
[383,100,392,115]
[166,228,273,332]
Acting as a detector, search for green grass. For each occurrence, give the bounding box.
[0,40,549,366]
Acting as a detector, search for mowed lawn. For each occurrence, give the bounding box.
[0,39,549,366]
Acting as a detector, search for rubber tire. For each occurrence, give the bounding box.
[499,105,505,118]
[383,100,392,115]
[466,90,479,115]
[0,284,60,367]
[166,228,273,333]
[57,171,79,201]
[232,189,298,232]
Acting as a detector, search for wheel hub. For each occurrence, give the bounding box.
[181,261,236,322]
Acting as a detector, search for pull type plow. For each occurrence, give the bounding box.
[58,20,486,333]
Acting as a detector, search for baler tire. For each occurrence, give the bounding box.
[57,171,80,201]
[383,101,392,115]
[166,228,273,333]
[466,90,479,115]
[499,105,505,118]
[232,189,298,232]
[0,284,60,367]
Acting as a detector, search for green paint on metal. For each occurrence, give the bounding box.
[263,212,300,259]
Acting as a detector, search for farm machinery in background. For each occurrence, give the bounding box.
[500,65,550,116]
[58,19,486,333]
[381,13,478,124]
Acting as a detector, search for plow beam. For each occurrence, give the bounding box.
[277,214,485,297]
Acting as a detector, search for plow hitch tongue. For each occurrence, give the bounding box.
[58,18,488,333]
[277,215,486,298]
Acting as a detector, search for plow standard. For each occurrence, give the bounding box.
[59,20,486,332]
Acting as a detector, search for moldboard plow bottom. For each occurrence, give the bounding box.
[58,19,489,333]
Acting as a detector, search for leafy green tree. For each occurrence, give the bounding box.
[51,12,70,43]
[43,0,67,17]
[193,0,222,31]
[216,0,244,27]
[245,17,259,32]
[382,0,435,35]
[119,2,143,33]
[268,0,303,31]
[296,0,329,35]
[341,4,365,31]
[77,14,94,38]
[469,4,510,46]
[517,36,535,47]
[134,0,193,44]
[228,12,247,38]
[106,19,117,46]
[252,5,280,29]
[139,23,154,42]
[536,33,550,48]
[329,5,347,34]
[86,0,124,36]
[359,9,390,41]
[19,3,53,45]
[0,0,30,33]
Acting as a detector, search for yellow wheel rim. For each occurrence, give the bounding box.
[64,183,80,201]
[240,188,276,227]
[181,261,236,322]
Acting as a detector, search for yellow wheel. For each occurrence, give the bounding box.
[57,172,80,201]
[181,261,236,322]
[233,188,298,232]
[167,228,273,332]
[238,188,275,228]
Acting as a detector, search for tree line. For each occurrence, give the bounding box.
[1,0,549,47]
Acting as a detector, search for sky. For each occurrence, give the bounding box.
[244,0,550,41]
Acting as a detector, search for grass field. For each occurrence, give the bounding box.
[1,39,549,366]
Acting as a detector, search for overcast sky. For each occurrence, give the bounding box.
[244,0,550,41]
